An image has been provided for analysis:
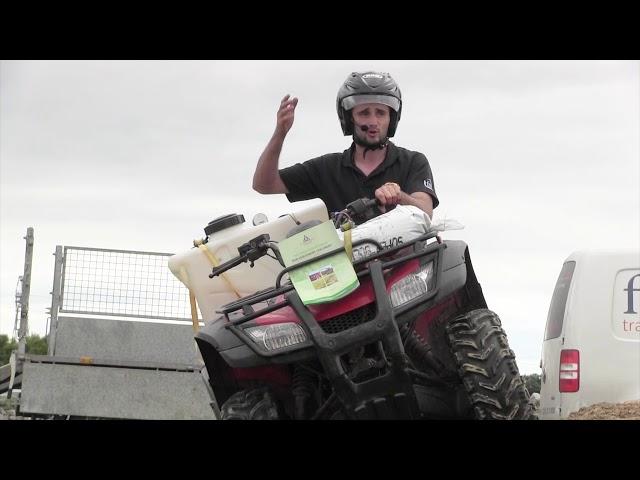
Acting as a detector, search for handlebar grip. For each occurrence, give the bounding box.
[209,255,246,278]
[347,197,380,215]
[343,197,382,221]
[365,198,380,208]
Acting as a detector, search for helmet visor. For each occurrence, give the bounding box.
[342,94,400,112]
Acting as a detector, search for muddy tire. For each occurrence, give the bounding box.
[446,309,532,420]
[220,387,281,420]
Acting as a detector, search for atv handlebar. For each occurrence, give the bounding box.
[209,198,382,280]
[209,234,281,278]
[346,197,379,216]
[335,197,382,227]
[209,253,250,278]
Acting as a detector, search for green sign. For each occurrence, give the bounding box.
[278,220,359,305]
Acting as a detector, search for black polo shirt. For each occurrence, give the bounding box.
[279,142,439,214]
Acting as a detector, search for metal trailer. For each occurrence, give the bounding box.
[17,243,217,420]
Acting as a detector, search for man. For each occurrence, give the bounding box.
[252,71,439,219]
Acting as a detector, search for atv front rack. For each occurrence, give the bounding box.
[219,230,444,329]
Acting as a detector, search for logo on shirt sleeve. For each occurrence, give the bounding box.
[424,179,433,190]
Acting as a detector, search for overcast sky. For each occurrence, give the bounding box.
[1,60,638,374]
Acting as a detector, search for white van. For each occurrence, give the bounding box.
[539,250,640,419]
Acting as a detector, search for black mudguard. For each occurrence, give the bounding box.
[437,240,486,310]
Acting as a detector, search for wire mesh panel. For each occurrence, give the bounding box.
[60,247,193,321]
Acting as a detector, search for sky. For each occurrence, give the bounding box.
[1,60,638,374]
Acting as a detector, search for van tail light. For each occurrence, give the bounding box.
[559,349,580,392]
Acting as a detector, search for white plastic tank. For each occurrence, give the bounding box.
[168,199,329,321]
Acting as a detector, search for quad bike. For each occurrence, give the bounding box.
[192,198,532,420]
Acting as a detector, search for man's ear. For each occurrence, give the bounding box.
[344,114,354,135]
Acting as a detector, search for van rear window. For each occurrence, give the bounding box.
[544,261,576,340]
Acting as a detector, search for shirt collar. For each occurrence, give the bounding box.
[341,141,399,171]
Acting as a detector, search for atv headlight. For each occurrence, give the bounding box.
[389,261,435,307]
[245,323,307,351]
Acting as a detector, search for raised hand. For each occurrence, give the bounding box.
[276,94,299,136]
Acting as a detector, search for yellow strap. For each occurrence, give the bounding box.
[197,244,242,298]
[344,227,353,262]
[189,290,200,333]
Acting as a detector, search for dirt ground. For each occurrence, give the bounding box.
[567,400,640,420]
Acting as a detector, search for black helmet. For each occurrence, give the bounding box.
[336,71,402,137]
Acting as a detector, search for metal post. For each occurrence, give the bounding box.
[16,228,33,357]
[47,246,64,356]
[8,228,33,399]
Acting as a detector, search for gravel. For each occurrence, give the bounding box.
[567,400,640,420]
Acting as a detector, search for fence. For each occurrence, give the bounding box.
[59,246,193,321]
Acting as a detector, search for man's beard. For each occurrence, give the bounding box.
[353,129,389,158]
